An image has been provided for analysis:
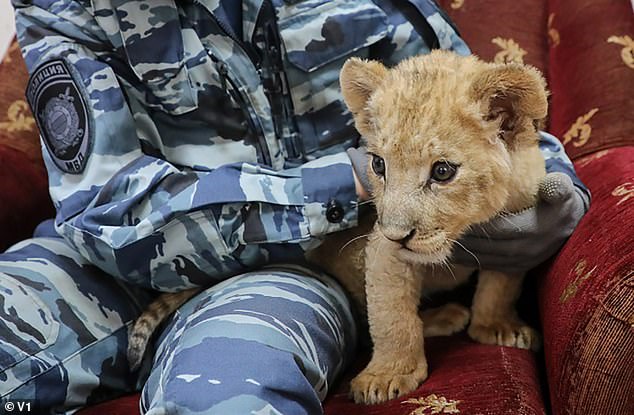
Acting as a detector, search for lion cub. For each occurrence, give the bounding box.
[128,51,548,404]
[311,50,548,404]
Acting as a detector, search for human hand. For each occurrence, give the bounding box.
[353,169,370,201]
[452,172,589,274]
[347,146,371,201]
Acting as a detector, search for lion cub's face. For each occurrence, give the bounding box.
[340,51,547,264]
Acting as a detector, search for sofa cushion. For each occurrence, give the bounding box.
[322,336,546,415]
[75,393,140,415]
[0,145,53,252]
[438,0,549,74]
[0,38,54,251]
[440,0,634,161]
[0,39,42,163]
[547,0,634,159]
[539,146,634,415]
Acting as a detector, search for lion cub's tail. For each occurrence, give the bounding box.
[127,288,201,371]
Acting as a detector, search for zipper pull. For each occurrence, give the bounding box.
[216,60,228,92]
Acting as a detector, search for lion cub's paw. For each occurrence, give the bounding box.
[468,321,541,351]
[421,303,470,337]
[350,360,428,404]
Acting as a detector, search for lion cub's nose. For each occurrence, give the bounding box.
[382,228,416,245]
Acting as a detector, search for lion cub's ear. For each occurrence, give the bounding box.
[471,63,548,142]
[340,58,388,136]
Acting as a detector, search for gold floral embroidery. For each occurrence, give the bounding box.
[0,100,36,133]
[450,0,464,9]
[607,35,634,69]
[562,108,599,147]
[612,182,634,205]
[492,37,527,64]
[560,260,597,303]
[577,149,610,167]
[2,42,20,64]
[548,13,560,47]
[403,394,461,414]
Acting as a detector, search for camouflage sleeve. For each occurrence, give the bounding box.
[13,0,358,291]
[538,131,591,210]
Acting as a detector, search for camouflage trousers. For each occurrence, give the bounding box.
[0,223,357,414]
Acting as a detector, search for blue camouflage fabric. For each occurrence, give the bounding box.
[539,131,591,208]
[11,0,470,293]
[141,267,356,415]
[0,224,355,414]
[3,0,587,413]
[0,227,154,412]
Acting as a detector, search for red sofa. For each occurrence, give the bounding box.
[1,0,632,414]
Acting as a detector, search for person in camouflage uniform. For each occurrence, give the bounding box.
[2,0,589,414]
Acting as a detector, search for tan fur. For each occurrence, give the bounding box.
[127,288,201,370]
[309,50,548,404]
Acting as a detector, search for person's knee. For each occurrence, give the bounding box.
[142,269,359,415]
[0,237,150,409]
[144,337,323,415]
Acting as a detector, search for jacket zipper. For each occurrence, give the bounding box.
[214,58,272,166]
[205,7,274,166]
[255,0,304,161]
[208,10,262,66]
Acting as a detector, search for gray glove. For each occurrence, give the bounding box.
[452,172,590,274]
[347,146,371,194]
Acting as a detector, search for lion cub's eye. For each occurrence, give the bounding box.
[430,161,457,183]
[371,154,385,177]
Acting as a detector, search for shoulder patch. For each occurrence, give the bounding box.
[26,59,91,174]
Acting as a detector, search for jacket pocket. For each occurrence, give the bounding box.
[276,0,389,155]
[278,0,389,73]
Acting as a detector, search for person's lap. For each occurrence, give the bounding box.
[0,228,356,414]
[142,266,357,415]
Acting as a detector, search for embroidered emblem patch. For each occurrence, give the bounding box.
[26,59,90,174]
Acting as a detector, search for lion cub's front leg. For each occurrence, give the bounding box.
[468,270,541,351]
[350,235,427,404]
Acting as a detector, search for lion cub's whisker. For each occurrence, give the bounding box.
[471,224,492,240]
[357,198,376,206]
[440,258,457,281]
[448,238,481,270]
[498,214,522,232]
[339,233,372,254]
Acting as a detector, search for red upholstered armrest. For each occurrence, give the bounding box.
[0,39,54,251]
[538,147,634,415]
[537,1,634,413]
[0,146,53,251]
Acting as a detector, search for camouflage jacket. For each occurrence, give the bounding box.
[12,0,583,291]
